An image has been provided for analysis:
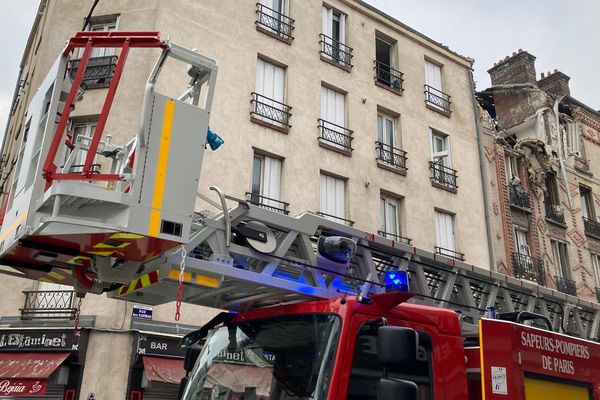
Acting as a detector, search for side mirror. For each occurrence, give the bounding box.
[184,347,202,374]
[377,326,418,366]
[177,376,189,400]
[379,378,418,400]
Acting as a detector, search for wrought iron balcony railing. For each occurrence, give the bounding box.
[424,84,451,115]
[375,141,407,173]
[20,290,77,320]
[554,276,577,296]
[583,217,600,239]
[250,92,292,131]
[511,253,546,285]
[429,161,458,191]
[319,33,353,69]
[545,202,566,225]
[374,60,404,92]
[246,192,289,215]
[435,246,465,261]
[67,55,118,89]
[318,119,353,153]
[255,3,295,43]
[509,186,531,210]
[378,230,412,245]
[316,211,355,227]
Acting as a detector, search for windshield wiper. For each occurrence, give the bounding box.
[179,311,235,348]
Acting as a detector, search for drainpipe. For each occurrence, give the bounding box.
[554,96,573,209]
[468,69,495,270]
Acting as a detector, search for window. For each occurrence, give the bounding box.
[250,153,286,213]
[580,186,595,220]
[376,113,406,172]
[380,195,399,237]
[430,130,457,190]
[320,174,347,224]
[319,86,352,152]
[86,16,118,58]
[544,173,565,224]
[252,58,290,130]
[256,0,294,42]
[66,120,98,172]
[591,253,600,289]
[378,114,396,149]
[514,228,530,256]
[435,210,459,259]
[506,153,520,182]
[321,7,352,68]
[375,35,402,91]
[551,239,571,279]
[424,59,451,114]
[346,323,433,400]
[567,122,582,157]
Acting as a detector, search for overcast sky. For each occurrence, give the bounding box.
[0,1,598,136]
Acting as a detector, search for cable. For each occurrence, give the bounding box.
[82,0,100,31]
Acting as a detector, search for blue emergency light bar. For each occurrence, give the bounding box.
[384,270,410,292]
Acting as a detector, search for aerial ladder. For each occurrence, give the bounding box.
[0,31,599,342]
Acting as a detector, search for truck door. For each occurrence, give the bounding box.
[343,321,434,400]
[523,376,592,400]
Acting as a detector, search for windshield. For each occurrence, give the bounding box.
[182,314,341,400]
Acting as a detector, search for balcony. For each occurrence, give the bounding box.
[20,290,77,320]
[429,161,458,192]
[316,211,354,227]
[509,186,531,211]
[424,84,451,116]
[554,276,577,296]
[583,217,600,239]
[246,192,289,215]
[374,60,403,93]
[319,34,353,70]
[67,55,118,89]
[511,253,546,285]
[375,141,407,175]
[545,202,566,226]
[435,246,465,261]
[318,119,353,155]
[250,92,292,133]
[255,3,295,43]
[378,230,412,245]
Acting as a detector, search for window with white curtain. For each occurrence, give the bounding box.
[320,85,348,150]
[580,185,595,220]
[425,60,443,92]
[255,58,286,127]
[321,6,347,65]
[258,0,290,31]
[514,227,530,256]
[380,195,401,239]
[251,153,282,209]
[567,122,582,157]
[435,210,455,252]
[591,253,600,288]
[320,174,345,222]
[550,239,571,279]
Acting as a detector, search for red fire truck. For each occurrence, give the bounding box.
[178,291,600,400]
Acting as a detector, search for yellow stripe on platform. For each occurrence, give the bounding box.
[148,99,175,237]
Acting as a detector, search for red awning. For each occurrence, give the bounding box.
[0,352,70,379]
[142,356,185,385]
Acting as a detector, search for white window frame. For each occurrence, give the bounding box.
[322,6,347,64]
[567,122,582,157]
[591,253,600,288]
[80,16,119,58]
[320,174,346,222]
[425,60,443,92]
[255,58,286,127]
[580,186,595,220]
[513,227,530,256]
[506,153,519,181]
[251,153,282,209]
[377,114,396,149]
[380,195,401,240]
[435,210,455,253]
[430,130,451,167]
[550,239,571,279]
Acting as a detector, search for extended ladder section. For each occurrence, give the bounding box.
[0,32,218,292]
[110,192,600,341]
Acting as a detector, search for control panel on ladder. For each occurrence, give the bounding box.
[0,31,221,293]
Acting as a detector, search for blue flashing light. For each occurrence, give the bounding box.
[206,127,224,150]
[384,270,410,292]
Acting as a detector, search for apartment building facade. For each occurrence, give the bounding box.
[0,0,488,398]
[478,50,600,308]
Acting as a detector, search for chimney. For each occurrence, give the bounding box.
[538,70,571,97]
[488,50,537,86]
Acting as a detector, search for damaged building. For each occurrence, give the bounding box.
[478,49,600,303]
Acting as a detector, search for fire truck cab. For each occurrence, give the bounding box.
[178,293,600,400]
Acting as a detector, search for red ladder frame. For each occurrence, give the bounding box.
[42,31,167,190]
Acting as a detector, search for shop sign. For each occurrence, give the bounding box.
[0,330,75,351]
[0,379,47,397]
[132,305,153,319]
[137,334,185,357]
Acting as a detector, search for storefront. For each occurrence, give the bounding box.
[128,332,186,400]
[0,328,86,399]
